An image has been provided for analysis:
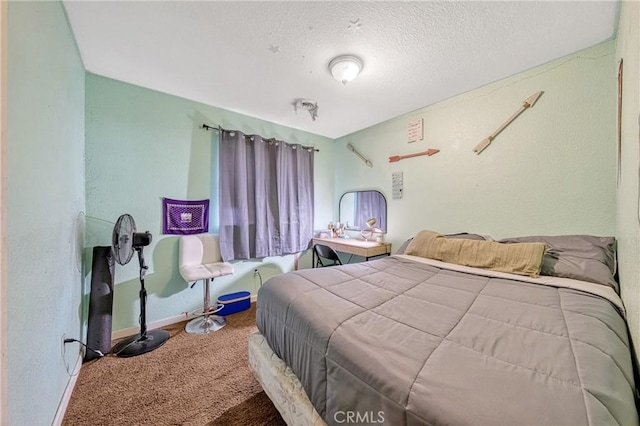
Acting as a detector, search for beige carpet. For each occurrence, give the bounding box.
[63,304,286,426]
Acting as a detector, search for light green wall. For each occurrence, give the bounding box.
[85,74,335,331]
[7,2,85,425]
[334,41,617,252]
[616,1,640,359]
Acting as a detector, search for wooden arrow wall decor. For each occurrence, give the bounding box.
[388,149,439,163]
[473,91,543,155]
[347,143,373,167]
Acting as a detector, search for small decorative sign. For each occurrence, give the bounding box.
[392,172,403,199]
[407,118,423,143]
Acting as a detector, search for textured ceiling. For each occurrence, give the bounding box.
[63,1,618,139]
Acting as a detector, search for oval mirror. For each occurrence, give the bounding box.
[339,190,387,233]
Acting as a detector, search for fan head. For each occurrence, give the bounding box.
[112,214,136,265]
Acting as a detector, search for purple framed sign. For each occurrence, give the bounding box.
[162,197,209,235]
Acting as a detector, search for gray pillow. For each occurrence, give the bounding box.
[396,233,488,255]
[395,238,413,255]
[499,235,617,292]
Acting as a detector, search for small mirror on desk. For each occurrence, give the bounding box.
[339,190,387,233]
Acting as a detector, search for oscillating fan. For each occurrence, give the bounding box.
[111,214,169,357]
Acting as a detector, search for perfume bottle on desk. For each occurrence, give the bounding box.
[342,221,350,238]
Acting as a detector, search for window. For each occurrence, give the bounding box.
[218,129,314,261]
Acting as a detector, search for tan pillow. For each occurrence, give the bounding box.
[405,230,546,277]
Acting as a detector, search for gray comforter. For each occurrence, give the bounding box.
[256,255,638,425]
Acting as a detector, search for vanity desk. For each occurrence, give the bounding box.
[312,237,392,267]
[315,189,390,266]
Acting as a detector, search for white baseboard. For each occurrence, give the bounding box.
[111,312,196,340]
[53,354,82,426]
[112,295,259,340]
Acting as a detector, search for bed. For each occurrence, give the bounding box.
[249,232,639,425]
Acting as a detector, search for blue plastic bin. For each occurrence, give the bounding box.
[216,291,251,316]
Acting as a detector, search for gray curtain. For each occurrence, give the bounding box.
[354,191,387,231]
[218,129,314,261]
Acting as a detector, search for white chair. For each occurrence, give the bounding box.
[178,234,234,334]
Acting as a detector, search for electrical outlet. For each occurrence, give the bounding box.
[254,268,259,277]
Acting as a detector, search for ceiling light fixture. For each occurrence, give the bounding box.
[329,55,363,85]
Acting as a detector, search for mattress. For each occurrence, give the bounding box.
[256,254,639,426]
[248,332,326,425]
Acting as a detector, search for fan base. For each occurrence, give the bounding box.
[186,315,226,334]
[112,329,170,358]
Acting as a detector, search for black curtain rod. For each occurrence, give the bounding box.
[201,124,319,152]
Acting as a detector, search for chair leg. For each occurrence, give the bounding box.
[185,278,227,335]
[203,278,211,317]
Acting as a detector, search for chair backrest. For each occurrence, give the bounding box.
[179,234,222,267]
[313,244,342,267]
